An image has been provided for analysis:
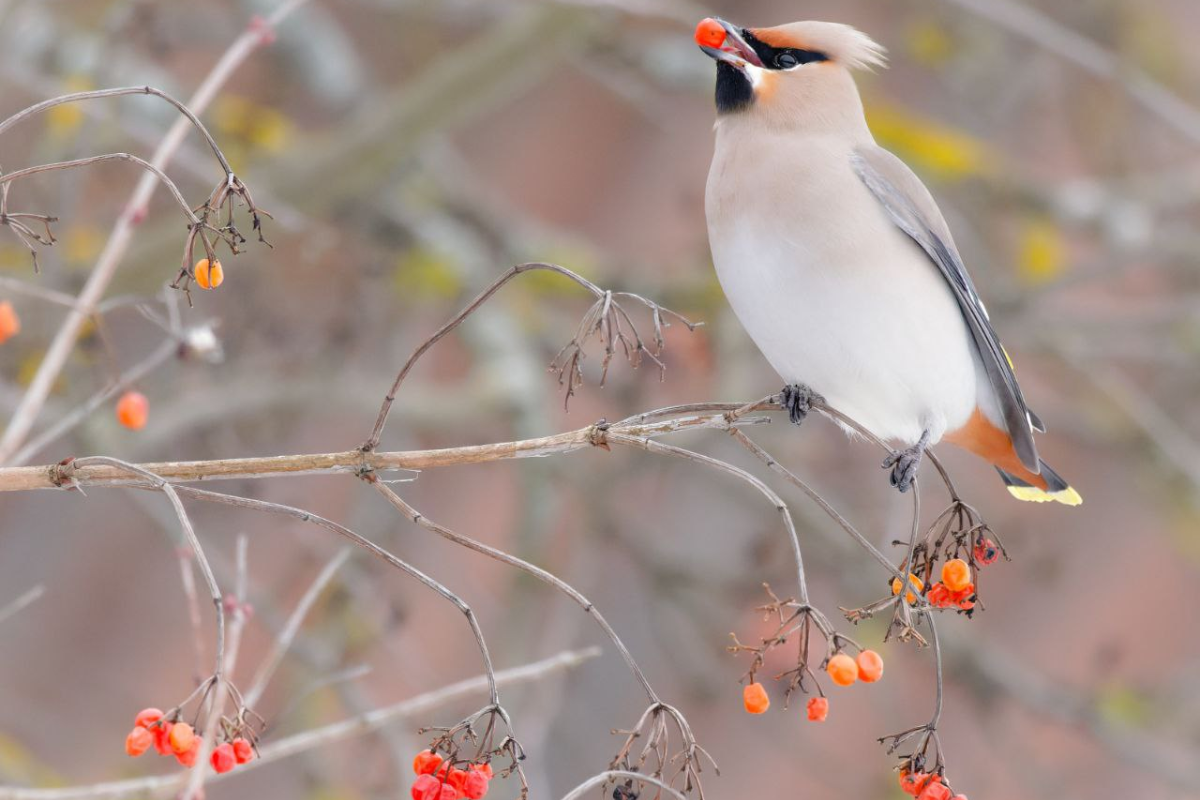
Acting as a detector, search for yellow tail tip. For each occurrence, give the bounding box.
[1006,484,1082,506]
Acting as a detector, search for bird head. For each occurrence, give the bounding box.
[695,18,886,125]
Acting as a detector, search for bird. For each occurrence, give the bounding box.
[694,17,1080,505]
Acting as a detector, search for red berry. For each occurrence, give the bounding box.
[918,780,952,800]
[411,775,440,800]
[900,771,934,796]
[175,738,200,768]
[210,743,236,774]
[928,583,953,608]
[125,727,153,757]
[134,708,164,729]
[470,763,494,780]
[437,785,457,800]
[694,18,727,49]
[463,769,490,800]
[446,767,468,794]
[152,721,175,755]
[231,738,254,764]
[973,537,999,566]
[805,696,829,722]
[413,750,444,775]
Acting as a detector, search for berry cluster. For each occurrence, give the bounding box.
[0,300,20,344]
[410,750,493,800]
[734,586,887,725]
[926,559,976,611]
[742,647,885,721]
[124,707,256,773]
[899,769,968,800]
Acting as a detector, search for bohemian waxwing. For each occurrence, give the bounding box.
[696,17,1080,505]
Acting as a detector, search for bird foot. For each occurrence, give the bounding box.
[779,384,824,425]
[883,431,930,493]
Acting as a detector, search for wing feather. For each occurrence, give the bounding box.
[851,145,1040,471]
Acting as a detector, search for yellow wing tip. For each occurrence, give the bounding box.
[1006,484,1082,506]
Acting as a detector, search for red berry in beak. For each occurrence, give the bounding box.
[695,18,727,49]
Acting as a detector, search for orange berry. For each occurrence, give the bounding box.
[210,742,236,774]
[168,722,195,755]
[941,559,971,593]
[805,696,829,722]
[413,750,444,776]
[891,573,924,604]
[116,391,149,430]
[175,737,200,768]
[0,300,20,344]
[134,708,164,728]
[194,258,224,290]
[856,649,884,683]
[470,763,494,779]
[125,726,153,757]
[826,653,858,686]
[232,737,254,764]
[694,17,727,49]
[742,682,770,714]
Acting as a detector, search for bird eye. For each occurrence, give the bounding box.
[774,52,799,69]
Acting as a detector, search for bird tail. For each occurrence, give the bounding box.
[996,460,1082,506]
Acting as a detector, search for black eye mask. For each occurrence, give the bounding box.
[743,29,829,70]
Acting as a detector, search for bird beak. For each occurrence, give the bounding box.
[698,18,764,70]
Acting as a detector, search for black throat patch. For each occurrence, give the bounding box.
[715,61,753,114]
[713,28,829,115]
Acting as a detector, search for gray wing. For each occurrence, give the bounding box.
[851,144,1042,471]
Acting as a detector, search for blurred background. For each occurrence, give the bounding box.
[1,0,1199,798]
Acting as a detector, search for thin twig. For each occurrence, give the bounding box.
[367,478,660,703]
[558,770,689,800]
[0,585,45,627]
[243,548,352,708]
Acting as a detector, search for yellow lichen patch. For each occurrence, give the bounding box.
[867,104,990,182]
[46,75,93,137]
[1017,218,1066,286]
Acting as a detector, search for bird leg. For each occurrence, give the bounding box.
[779,383,824,425]
[883,430,930,493]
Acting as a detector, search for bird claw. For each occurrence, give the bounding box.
[780,384,824,426]
[882,432,930,493]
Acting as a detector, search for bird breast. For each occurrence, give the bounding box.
[705,128,982,446]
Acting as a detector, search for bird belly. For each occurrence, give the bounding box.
[710,226,980,446]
